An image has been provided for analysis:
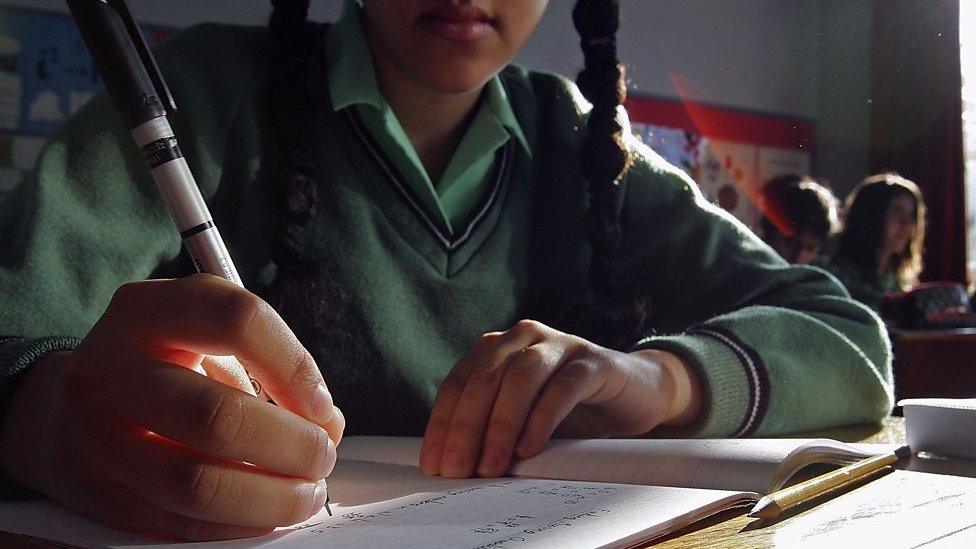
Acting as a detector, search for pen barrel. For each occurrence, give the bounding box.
[66,0,165,129]
[184,227,241,285]
[132,116,242,286]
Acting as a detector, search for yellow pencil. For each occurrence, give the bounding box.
[748,445,910,520]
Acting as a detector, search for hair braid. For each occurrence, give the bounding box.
[571,0,647,349]
[263,0,333,343]
[261,2,436,433]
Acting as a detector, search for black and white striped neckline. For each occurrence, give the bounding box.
[343,109,513,252]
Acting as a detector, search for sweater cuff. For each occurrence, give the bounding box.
[0,336,81,500]
[631,326,770,438]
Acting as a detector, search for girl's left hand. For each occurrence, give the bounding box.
[419,320,701,478]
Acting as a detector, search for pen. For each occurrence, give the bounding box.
[748,445,911,520]
[65,0,332,517]
[66,0,240,285]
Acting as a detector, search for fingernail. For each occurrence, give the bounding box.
[442,449,465,476]
[311,383,333,424]
[323,436,337,477]
[311,479,329,515]
[477,449,500,476]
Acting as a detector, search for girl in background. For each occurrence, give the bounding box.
[0,0,892,541]
[828,173,926,311]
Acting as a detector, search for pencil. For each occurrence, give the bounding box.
[748,445,911,520]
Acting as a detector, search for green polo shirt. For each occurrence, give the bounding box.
[326,0,531,235]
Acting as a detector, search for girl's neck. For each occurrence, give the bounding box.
[367,34,483,184]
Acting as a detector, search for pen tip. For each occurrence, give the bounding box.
[325,496,333,517]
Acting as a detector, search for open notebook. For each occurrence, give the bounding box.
[0,436,893,549]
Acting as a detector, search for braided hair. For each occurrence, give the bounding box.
[264,0,643,351]
[263,0,368,360]
[570,0,647,349]
[263,0,321,342]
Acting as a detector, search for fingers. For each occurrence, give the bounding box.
[475,342,574,477]
[98,275,336,432]
[420,331,502,475]
[423,321,549,479]
[516,360,606,458]
[421,319,620,480]
[63,483,273,542]
[200,355,259,396]
[100,424,330,529]
[324,405,346,446]
[90,357,337,481]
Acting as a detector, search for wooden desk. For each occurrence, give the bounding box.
[891,328,976,402]
[656,417,976,548]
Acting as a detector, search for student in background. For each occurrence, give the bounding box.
[758,175,840,265]
[827,173,926,311]
[0,0,893,541]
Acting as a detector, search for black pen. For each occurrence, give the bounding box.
[65,0,332,518]
[66,0,240,284]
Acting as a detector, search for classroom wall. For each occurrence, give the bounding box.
[2,0,873,197]
[534,0,873,198]
[811,0,874,198]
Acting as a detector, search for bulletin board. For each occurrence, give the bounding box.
[0,7,172,194]
[626,94,815,232]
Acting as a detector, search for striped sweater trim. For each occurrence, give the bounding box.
[689,326,770,437]
[343,109,511,252]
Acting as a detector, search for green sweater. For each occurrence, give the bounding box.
[0,24,893,440]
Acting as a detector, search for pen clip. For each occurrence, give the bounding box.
[107,0,178,115]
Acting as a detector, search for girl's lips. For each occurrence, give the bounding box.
[418,7,495,42]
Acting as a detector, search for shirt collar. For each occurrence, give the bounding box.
[325,0,531,156]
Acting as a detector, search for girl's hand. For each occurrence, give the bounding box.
[0,274,345,541]
[419,320,701,479]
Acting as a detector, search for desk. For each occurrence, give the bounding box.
[6,418,975,548]
[891,328,976,401]
[657,417,976,548]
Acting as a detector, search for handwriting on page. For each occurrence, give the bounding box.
[0,460,751,549]
[276,477,650,549]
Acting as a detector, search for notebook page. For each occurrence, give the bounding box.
[0,461,756,549]
[774,470,976,547]
[338,436,829,493]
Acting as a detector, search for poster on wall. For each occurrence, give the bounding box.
[626,94,814,233]
[696,139,762,229]
[757,146,811,186]
[0,7,173,194]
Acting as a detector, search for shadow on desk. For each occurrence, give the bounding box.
[904,454,976,479]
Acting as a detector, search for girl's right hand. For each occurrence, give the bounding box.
[0,274,344,541]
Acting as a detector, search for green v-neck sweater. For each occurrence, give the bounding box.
[0,24,893,440]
